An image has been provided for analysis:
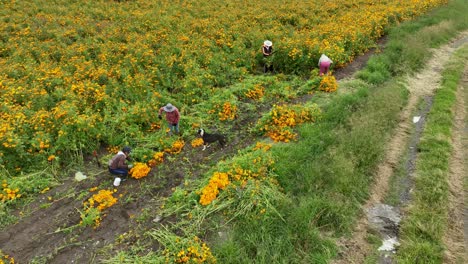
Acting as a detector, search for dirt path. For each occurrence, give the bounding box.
[442,65,467,263]
[334,31,468,264]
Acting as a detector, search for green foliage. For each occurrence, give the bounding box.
[356,56,391,84]
[128,147,155,163]
[79,206,101,228]
[397,239,444,264]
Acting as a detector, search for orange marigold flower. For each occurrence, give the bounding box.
[191,138,204,148]
[129,162,151,179]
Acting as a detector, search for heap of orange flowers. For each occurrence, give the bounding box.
[266,128,297,143]
[130,162,151,179]
[165,140,185,154]
[199,154,274,206]
[258,104,321,142]
[191,138,204,148]
[319,74,338,93]
[199,172,230,206]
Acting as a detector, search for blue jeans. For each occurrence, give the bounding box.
[168,122,179,134]
[109,167,128,178]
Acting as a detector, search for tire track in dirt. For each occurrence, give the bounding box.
[442,65,467,263]
[333,31,468,264]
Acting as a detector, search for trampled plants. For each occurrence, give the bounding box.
[80,187,118,229]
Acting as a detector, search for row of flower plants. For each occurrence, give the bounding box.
[0,1,449,262]
[95,98,319,262]
[142,139,289,263]
[0,72,330,235]
[0,0,448,176]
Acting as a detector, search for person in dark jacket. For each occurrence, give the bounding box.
[158,103,180,135]
[262,40,274,73]
[108,146,133,180]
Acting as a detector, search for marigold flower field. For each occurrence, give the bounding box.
[0,0,450,262]
[0,0,447,175]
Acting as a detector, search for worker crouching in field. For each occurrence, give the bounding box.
[318,54,333,76]
[108,146,133,181]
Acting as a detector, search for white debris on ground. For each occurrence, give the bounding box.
[378,236,400,252]
[74,171,87,181]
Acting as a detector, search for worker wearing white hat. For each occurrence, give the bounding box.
[262,40,274,73]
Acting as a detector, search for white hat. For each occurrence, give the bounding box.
[264,40,272,47]
[163,103,175,112]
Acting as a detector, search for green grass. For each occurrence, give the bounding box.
[357,0,468,84]
[210,66,408,263]
[396,44,468,263]
[210,1,468,262]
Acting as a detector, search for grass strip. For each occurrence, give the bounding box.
[396,45,468,263]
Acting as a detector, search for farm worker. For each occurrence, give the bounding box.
[318,54,333,76]
[108,146,133,181]
[158,103,180,135]
[262,40,274,73]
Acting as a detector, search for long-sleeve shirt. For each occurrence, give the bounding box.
[108,151,129,169]
[159,107,180,124]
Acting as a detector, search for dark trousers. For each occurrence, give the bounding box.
[263,57,273,73]
[109,167,128,179]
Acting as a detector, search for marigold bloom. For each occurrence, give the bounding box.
[129,162,151,179]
